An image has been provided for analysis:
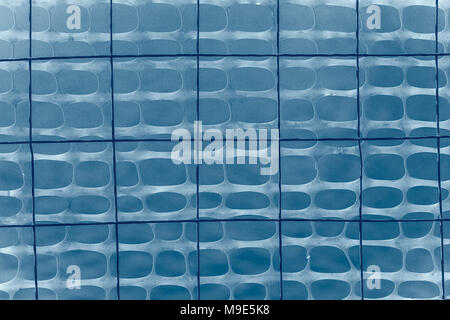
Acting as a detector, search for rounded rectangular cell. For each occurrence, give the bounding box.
[0,0,30,59]
[360,56,444,139]
[359,0,440,55]
[0,227,36,300]
[281,140,360,220]
[112,0,197,56]
[31,58,112,141]
[280,57,359,140]
[199,56,278,134]
[361,138,440,221]
[442,217,450,298]
[440,138,450,216]
[116,140,196,222]
[0,61,29,143]
[32,0,110,58]
[196,220,280,300]
[199,0,277,55]
[0,144,32,226]
[35,224,117,300]
[33,141,116,224]
[198,148,279,220]
[281,220,361,300]
[438,57,450,133]
[115,222,197,300]
[439,1,450,53]
[113,57,196,139]
[360,220,442,300]
[280,0,356,55]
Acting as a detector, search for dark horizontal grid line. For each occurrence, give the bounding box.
[2,53,450,63]
[2,135,448,145]
[1,218,447,229]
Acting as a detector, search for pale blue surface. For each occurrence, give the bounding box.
[0,0,448,301]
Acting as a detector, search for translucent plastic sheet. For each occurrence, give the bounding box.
[0,0,448,300]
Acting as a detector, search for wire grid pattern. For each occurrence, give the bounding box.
[0,0,445,299]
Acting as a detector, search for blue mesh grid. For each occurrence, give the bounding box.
[0,0,447,300]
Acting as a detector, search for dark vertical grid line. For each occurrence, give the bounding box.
[196,0,200,301]
[357,139,364,300]
[109,0,121,300]
[436,0,446,300]
[28,0,39,301]
[276,0,283,301]
[356,0,360,137]
[438,133,445,300]
[356,0,364,300]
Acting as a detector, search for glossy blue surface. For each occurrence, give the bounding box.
[0,0,448,301]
